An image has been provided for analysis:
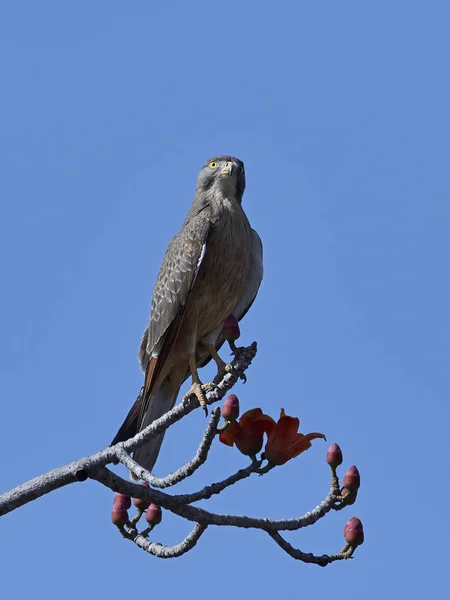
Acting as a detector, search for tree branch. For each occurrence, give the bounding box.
[0,344,256,517]
[124,523,207,558]
[0,342,364,565]
[116,408,221,487]
[93,467,340,532]
[267,531,350,566]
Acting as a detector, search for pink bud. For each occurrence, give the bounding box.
[111,505,129,526]
[113,493,131,509]
[133,482,150,510]
[222,315,240,343]
[326,443,343,467]
[340,487,358,505]
[344,517,364,546]
[221,394,240,422]
[343,466,360,492]
[145,504,162,526]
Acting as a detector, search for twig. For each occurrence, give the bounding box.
[116,409,221,487]
[129,523,207,558]
[94,467,340,532]
[268,531,350,566]
[175,460,263,504]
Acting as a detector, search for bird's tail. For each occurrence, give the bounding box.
[132,371,184,476]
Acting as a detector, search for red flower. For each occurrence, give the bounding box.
[264,409,326,466]
[219,408,275,456]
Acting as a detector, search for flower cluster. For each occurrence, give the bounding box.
[219,405,325,465]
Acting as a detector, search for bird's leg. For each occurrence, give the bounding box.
[207,344,233,384]
[183,353,216,415]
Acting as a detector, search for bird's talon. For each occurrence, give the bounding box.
[202,382,217,392]
[213,362,234,384]
[183,380,215,413]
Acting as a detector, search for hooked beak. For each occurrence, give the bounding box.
[221,161,234,176]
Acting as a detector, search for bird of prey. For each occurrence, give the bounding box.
[111,156,263,473]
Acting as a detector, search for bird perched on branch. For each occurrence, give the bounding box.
[111,156,263,473]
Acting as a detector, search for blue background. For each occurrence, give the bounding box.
[1,1,448,597]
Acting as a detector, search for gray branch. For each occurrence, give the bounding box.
[177,460,264,504]
[267,531,350,566]
[126,523,207,558]
[116,408,221,488]
[0,344,256,517]
[0,341,363,565]
[93,467,340,532]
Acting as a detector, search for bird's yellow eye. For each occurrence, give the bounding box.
[239,166,244,173]
[209,161,218,169]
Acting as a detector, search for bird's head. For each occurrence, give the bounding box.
[196,155,246,203]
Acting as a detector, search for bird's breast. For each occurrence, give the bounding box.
[190,208,252,338]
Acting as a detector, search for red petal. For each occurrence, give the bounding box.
[236,430,264,456]
[240,409,276,435]
[272,410,300,445]
[240,408,264,422]
[219,421,240,446]
[289,432,326,458]
[305,432,327,442]
[264,447,290,465]
[287,435,313,459]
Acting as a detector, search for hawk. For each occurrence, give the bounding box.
[112,156,263,473]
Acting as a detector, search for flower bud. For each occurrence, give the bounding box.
[133,482,150,510]
[221,394,240,422]
[145,504,162,526]
[113,493,131,509]
[222,315,240,343]
[343,517,364,546]
[111,505,129,526]
[343,466,360,492]
[340,487,357,505]
[326,443,343,468]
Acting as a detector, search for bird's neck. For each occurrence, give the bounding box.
[188,189,242,223]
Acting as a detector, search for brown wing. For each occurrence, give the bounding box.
[111,214,211,445]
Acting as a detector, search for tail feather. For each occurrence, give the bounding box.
[110,389,142,446]
[132,371,184,475]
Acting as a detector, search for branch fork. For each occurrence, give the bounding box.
[0,342,364,564]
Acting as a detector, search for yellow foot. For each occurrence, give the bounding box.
[183,381,216,415]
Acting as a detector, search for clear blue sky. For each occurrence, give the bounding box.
[1,1,448,597]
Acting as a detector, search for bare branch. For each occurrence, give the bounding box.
[0,448,117,517]
[0,344,256,517]
[0,342,363,566]
[117,408,221,488]
[126,523,207,558]
[174,460,263,504]
[267,531,350,566]
[94,467,340,533]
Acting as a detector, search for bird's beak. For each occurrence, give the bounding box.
[221,162,234,176]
